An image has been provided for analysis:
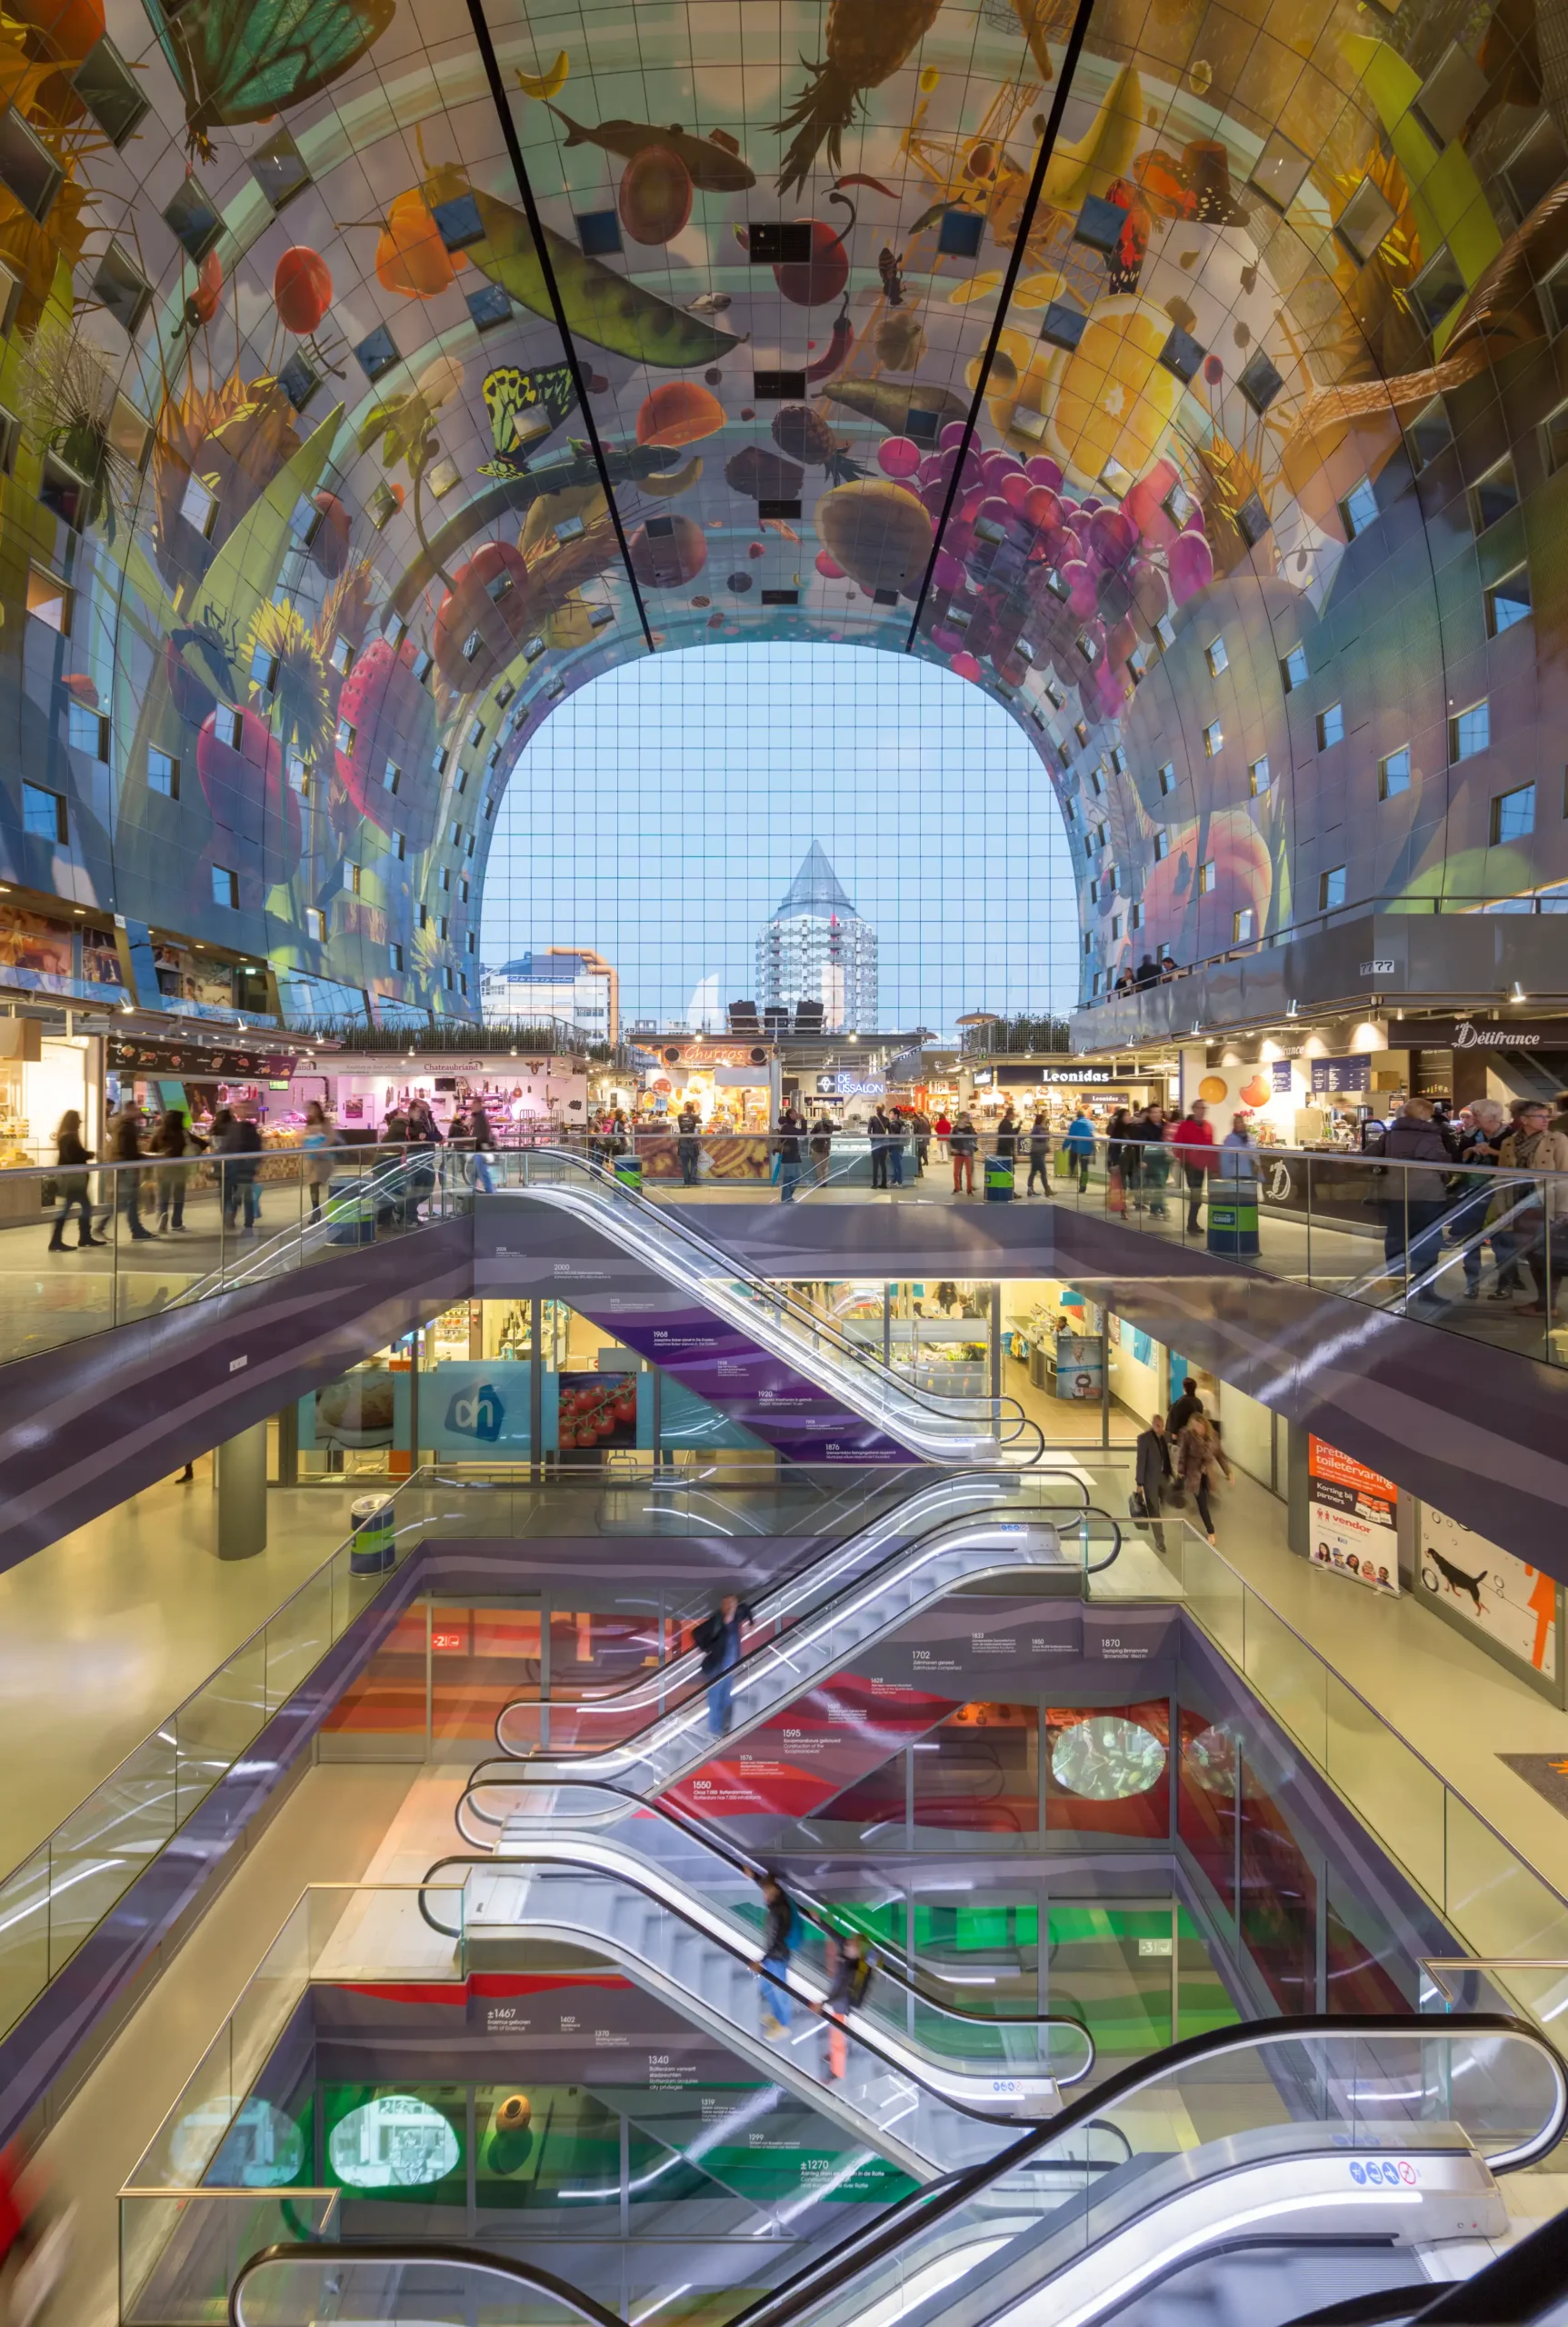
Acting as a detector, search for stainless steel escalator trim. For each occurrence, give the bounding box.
[225,2014,1568,2327]
[454,1768,1095,2067]
[493,1471,1091,1753]
[230,2242,628,2327]
[416,1833,1084,2128]
[503,1150,1047,1461]
[499,1523,1092,1789]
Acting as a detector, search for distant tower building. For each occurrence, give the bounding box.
[755,842,877,1034]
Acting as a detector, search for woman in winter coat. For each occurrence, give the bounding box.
[1175,1413,1233,1545]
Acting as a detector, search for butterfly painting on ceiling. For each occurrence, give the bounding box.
[478,364,580,476]
[145,0,395,158]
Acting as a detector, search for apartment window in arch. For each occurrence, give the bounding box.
[1379,745,1411,799]
[1485,566,1532,637]
[1317,701,1344,748]
[1248,755,1271,797]
[1339,475,1379,537]
[1233,907,1257,942]
[1197,858,1216,894]
[305,907,325,942]
[1469,456,1518,534]
[1449,699,1490,762]
[23,781,65,842]
[1490,783,1535,844]
[1320,865,1347,910]
[211,864,238,908]
[1204,634,1229,675]
[1203,719,1223,756]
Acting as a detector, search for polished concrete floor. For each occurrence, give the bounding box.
[0,1466,357,1875]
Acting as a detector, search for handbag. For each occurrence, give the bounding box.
[1129,1489,1149,1520]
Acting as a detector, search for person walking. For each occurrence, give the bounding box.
[1374,1095,1455,1292]
[150,1105,202,1232]
[1445,1100,1504,1296]
[950,1111,977,1197]
[1134,1412,1173,1530]
[886,1106,906,1189]
[754,1872,798,2037]
[1170,1098,1219,1235]
[676,1102,702,1187]
[934,1110,952,1161]
[1133,1103,1170,1216]
[1064,1109,1094,1194]
[1026,1109,1052,1195]
[866,1104,891,1191]
[1167,1375,1204,1442]
[821,1930,873,2079]
[47,1109,100,1250]
[300,1099,337,1223]
[994,1106,1020,1193]
[1175,1411,1233,1544]
[694,1592,753,1735]
[1497,1099,1568,1321]
[404,1096,443,1223]
[1105,1104,1134,1215]
[109,1105,155,1241]
[469,1101,496,1194]
[809,1113,834,1188]
[1219,1114,1258,1198]
[911,1108,932,1177]
[775,1106,804,1203]
[215,1106,262,1234]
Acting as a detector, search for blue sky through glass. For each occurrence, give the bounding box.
[483,642,1077,1037]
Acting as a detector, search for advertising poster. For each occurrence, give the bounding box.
[1308,1437,1400,1595]
[1418,1507,1558,1681]
[427,1359,531,1459]
[1055,1335,1104,1401]
[557,1368,640,1459]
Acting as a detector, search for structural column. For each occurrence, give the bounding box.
[215,1420,268,1561]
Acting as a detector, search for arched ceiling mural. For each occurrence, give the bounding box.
[0,0,1559,1024]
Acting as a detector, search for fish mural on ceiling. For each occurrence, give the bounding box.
[0,0,1553,1030]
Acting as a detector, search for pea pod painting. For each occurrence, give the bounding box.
[463,185,745,368]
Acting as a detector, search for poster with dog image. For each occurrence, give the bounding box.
[1418,1507,1558,1680]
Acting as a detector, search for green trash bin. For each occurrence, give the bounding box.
[984,1154,1014,1203]
[613,1152,644,1194]
[349,1493,396,1575]
[1206,1193,1260,1256]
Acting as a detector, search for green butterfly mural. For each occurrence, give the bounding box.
[145,0,395,158]
[478,363,579,477]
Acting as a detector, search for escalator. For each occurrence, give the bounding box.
[491,1146,1046,1464]
[417,1834,1096,2175]
[226,2014,1568,2327]
[485,1469,1117,1794]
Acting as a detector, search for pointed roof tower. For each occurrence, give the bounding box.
[777,841,855,917]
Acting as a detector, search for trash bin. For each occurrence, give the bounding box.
[349,1493,396,1575]
[1206,1193,1260,1256]
[325,1175,377,1247]
[613,1153,643,1194]
[984,1154,1014,1203]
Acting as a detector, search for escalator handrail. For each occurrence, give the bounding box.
[1284,2193,1568,2325]
[231,2014,1568,2327]
[718,2008,1568,2327]
[170,1147,438,1308]
[452,1766,1095,2069]
[230,2242,628,2327]
[490,1476,1095,1755]
[513,1145,1046,1453]
[414,1843,1093,2115]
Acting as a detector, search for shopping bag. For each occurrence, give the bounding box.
[1054,1150,1071,1180]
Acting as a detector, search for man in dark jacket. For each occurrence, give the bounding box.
[754,1872,797,2034]
[1376,1096,1455,1286]
[694,1593,753,1735]
[1134,1413,1173,1527]
[676,1104,702,1186]
[1167,1377,1203,1439]
[866,1106,891,1190]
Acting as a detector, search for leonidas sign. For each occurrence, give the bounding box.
[1420,1019,1568,1050]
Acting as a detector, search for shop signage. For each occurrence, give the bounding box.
[1271,1059,1293,1094]
[996,1063,1121,1086]
[108,1035,297,1079]
[1420,1018,1568,1051]
[1309,1054,1370,1094]
[1308,1437,1399,1596]
[1359,958,1396,976]
[815,1072,885,1096]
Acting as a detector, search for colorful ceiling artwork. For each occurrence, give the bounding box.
[0,0,1563,1024]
